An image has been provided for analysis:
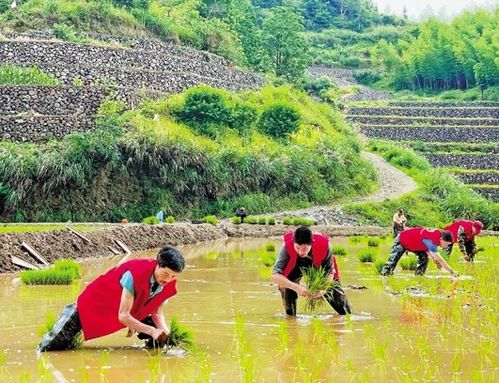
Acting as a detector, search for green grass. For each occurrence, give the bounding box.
[0,224,104,234]
[0,65,59,85]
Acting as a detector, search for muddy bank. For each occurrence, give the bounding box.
[0,223,226,274]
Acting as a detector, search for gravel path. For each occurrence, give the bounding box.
[271,152,417,226]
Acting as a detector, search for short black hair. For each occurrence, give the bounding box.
[157,246,185,272]
[294,226,313,245]
[398,209,404,213]
[441,230,453,242]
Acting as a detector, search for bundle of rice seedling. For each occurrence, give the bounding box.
[167,317,195,352]
[301,267,334,312]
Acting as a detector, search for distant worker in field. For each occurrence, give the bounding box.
[443,220,483,261]
[392,208,407,237]
[381,227,457,277]
[38,247,185,351]
[271,226,351,316]
[156,210,164,223]
[235,207,247,223]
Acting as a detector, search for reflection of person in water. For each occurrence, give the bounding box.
[38,247,185,351]
[271,226,351,317]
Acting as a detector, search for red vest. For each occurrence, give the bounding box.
[283,232,340,280]
[77,259,177,340]
[444,220,475,243]
[400,227,441,252]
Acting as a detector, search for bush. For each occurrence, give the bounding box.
[400,255,418,270]
[367,237,380,247]
[353,69,382,86]
[358,249,376,263]
[257,103,301,139]
[203,215,218,225]
[166,215,175,223]
[143,216,159,225]
[339,56,361,68]
[231,216,242,224]
[267,216,276,225]
[332,245,347,256]
[258,217,267,225]
[53,23,82,42]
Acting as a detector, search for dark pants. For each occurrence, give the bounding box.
[137,316,168,348]
[279,278,352,316]
[38,303,82,352]
[381,236,429,276]
[443,240,477,261]
[393,225,404,238]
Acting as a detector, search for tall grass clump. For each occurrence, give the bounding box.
[167,317,195,352]
[301,267,334,312]
[0,65,59,85]
[358,249,376,263]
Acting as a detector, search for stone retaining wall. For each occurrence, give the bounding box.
[348,115,498,126]
[359,126,499,143]
[348,107,499,118]
[473,187,499,201]
[424,154,499,170]
[456,172,499,185]
[0,40,263,90]
[388,101,499,108]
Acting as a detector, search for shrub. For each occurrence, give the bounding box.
[352,69,382,86]
[367,237,380,247]
[358,249,376,263]
[53,23,82,42]
[231,216,242,224]
[258,217,267,225]
[166,215,175,223]
[143,216,159,225]
[203,215,218,225]
[267,216,276,225]
[229,102,257,135]
[339,56,361,68]
[332,246,347,256]
[400,255,418,270]
[257,103,301,139]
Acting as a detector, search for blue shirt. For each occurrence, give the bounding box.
[422,239,438,253]
[120,271,163,299]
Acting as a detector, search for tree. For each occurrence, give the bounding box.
[261,6,309,81]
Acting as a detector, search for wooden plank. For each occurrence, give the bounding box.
[107,246,121,255]
[66,226,91,243]
[11,255,40,270]
[115,240,132,256]
[21,242,49,266]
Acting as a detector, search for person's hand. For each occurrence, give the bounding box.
[310,290,326,299]
[434,259,442,269]
[296,285,309,298]
[152,328,169,344]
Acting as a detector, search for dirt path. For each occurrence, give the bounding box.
[270,152,418,225]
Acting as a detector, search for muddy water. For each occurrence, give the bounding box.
[0,237,495,382]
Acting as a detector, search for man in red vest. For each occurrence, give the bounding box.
[443,220,483,261]
[380,227,457,276]
[38,246,185,351]
[271,226,351,316]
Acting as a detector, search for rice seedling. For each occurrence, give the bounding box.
[143,216,160,225]
[98,350,110,380]
[54,259,81,279]
[348,235,362,244]
[166,215,175,223]
[192,351,212,383]
[277,321,289,354]
[37,311,57,337]
[0,349,6,368]
[146,351,163,382]
[331,245,347,256]
[260,253,276,267]
[203,215,218,225]
[167,317,195,352]
[244,216,257,224]
[257,217,267,225]
[231,216,242,224]
[263,242,276,252]
[267,217,276,225]
[358,249,376,263]
[374,260,385,274]
[399,255,418,270]
[367,237,380,247]
[234,316,255,383]
[282,217,292,225]
[301,267,335,312]
[20,269,74,285]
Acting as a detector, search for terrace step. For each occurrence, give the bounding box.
[347,115,499,126]
[387,101,499,108]
[348,107,499,118]
[471,186,499,201]
[359,126,499,143]
[424,153,499,170]
[454,171,499,185]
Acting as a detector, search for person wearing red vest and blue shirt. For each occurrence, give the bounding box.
[37,246,185,351]
[443,220,483,261]
[380,227,457,277]
[271,226,351,316]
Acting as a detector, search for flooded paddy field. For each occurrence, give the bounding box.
[0,235,497,382]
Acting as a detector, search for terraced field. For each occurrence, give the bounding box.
[347,102,499,201]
